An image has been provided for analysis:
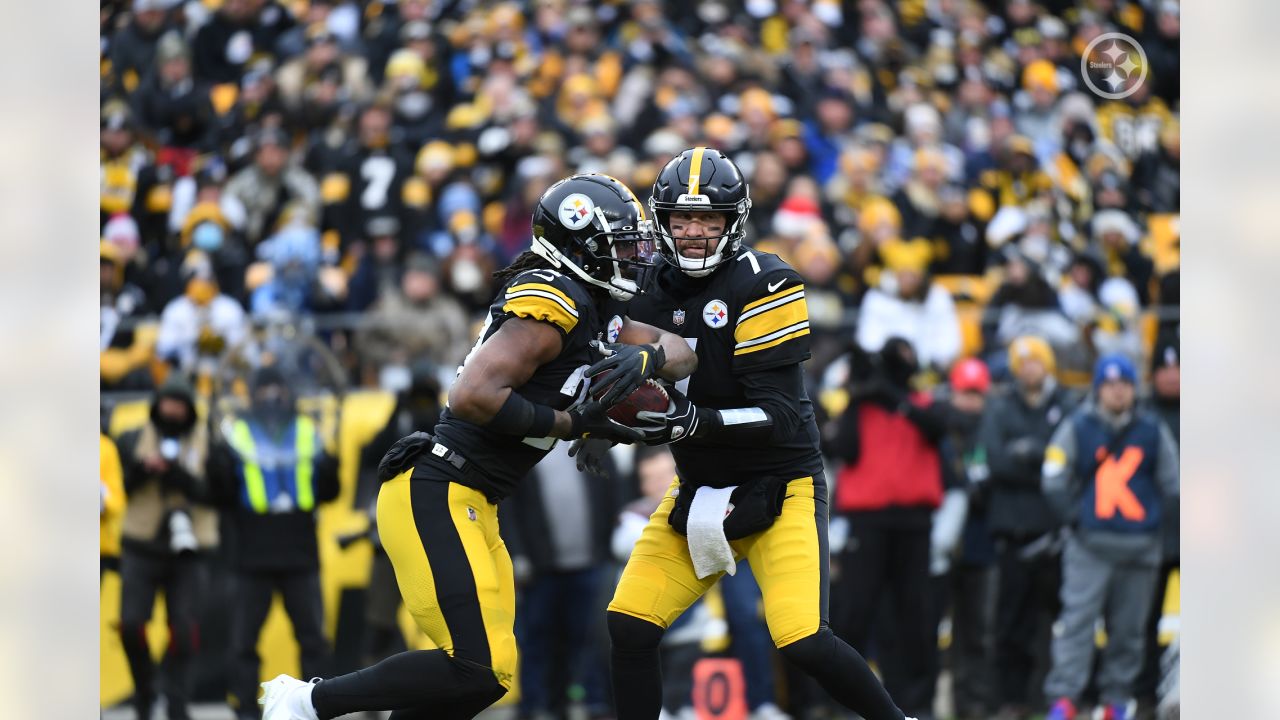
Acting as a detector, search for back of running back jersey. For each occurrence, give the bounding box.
[623,248,825,488]
[432,268,605,501]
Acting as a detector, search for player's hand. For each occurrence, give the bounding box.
[567,437,614,477]
[634,384,703,445]
[587,341,667,407]
[567,400,645,444]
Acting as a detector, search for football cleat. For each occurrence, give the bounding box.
[259,674,319,720]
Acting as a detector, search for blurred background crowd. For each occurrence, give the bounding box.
[97,0,1179,718]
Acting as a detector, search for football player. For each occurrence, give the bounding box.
[596,148,916,720]
[258,173,697,720]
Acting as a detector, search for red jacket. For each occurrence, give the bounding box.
[835,398,943,512]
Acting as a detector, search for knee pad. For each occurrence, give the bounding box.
[607,611,665,654]
[778,628,837,672]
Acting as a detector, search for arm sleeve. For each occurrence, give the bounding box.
[731,268,812,374]
[699,362,808,445]
[1041,419,1079,524]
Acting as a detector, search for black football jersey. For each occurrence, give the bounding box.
[432,268,605,501]
[621,248,825,488]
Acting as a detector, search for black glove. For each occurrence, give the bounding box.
[567,400,645,444]
[587,341,666,407]
[567,437,614,477]
[634,384,704,445]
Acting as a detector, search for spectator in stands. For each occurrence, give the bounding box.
[983,243,1080,372]
[101,239,155,391]
[978,336,1080,720]
[356,252,469,379]
[131,31,217,150]
[107,0,174,95]
[857,238,961,372]
[1090,210,1155,306]
[155,251,248,377]
[824,338,947,719]
[114,375,220,720]
[217,366,339,719]
[1041,355,1179,720]
[224,127,321,248]
[345,215,407,313]
[193,0,292,84]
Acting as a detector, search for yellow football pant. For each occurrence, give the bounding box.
[609,475,827,648]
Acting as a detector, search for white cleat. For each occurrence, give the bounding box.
[259,673,320,720]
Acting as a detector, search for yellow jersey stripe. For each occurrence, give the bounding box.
[502,296,579,334]
[505,282,576,311]
[733,327,811,356]
[735,300,809,345]
[688,146,706,196]
[741,283,804,314]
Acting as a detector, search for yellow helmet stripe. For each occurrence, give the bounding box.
[687,146,707,196]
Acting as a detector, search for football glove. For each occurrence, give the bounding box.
[634,384,704,445]
[587,340,666,407]
[567,437,614,477]
[567,400,645,444]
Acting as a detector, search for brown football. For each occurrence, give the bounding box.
[592,378,671,426]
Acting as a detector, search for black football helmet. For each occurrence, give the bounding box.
[530,173,655,300]
[649,147,752,277]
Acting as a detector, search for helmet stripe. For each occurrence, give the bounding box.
[687,146,707,196]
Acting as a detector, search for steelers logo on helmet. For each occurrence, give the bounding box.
[703,299,729,329]
[559,193,596,231]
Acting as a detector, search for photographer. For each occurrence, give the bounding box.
[823,337,947,718]
[114,374,220,720]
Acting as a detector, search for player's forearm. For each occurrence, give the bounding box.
[654,331,697,381]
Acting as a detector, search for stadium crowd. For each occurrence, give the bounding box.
[98,0,1179,719]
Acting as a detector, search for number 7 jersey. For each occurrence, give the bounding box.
[618,248,825,487]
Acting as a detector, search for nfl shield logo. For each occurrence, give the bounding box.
[672,309,686,327]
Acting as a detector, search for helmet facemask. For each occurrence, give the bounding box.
[650,196,751,278]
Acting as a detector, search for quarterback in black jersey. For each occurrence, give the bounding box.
[259,174,696,720]
[604,149,915,720]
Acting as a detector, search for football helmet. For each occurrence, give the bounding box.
[649,147,752,277]
[530,173,655,301]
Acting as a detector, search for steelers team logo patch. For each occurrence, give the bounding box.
[559,193,596,230]
[703,299,729,329]
[607,315,624,343]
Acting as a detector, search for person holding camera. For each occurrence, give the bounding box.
[219,366,339,719]
[114,374,221,720]
[822,337,948,719]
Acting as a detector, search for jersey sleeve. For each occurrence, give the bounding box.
[498,270,582,336]
[731,266,812,374]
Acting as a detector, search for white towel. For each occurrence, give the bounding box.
[686,485,738,579]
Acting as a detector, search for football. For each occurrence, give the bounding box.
[592,378,671,426]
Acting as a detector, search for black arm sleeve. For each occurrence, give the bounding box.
[696,363,807,445]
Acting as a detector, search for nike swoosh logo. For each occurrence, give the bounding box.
[767,279,787,293]
[530,271,557,282]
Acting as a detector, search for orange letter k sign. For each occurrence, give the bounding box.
[1095,447,1146,521]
